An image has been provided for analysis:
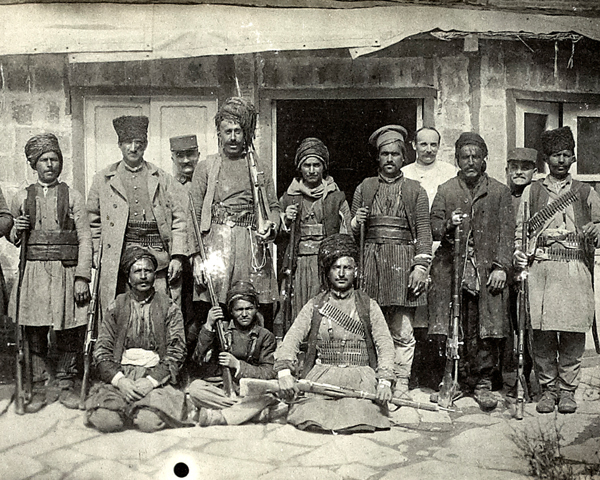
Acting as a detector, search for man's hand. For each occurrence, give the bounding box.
[278,374,299,402]
[354,207,369,225]
[583,222,600,243]
[513,250,528,269]
[14,215,31,237]
[448,209,467,229]
[255,221,276,242]
[116,377,144,402]
[375,382,393,404]
[487,269,507,294]
[218,352,240,371]
[133,378,154,398]
[284,204,298,227]
[205,305,224,331]
[168,257,183,284]
[192,254,206,288]
[408,267,428,297]
[74,278,91,306]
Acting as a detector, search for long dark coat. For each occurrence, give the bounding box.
[428,173,514,338]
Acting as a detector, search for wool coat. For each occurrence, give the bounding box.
[428,173,514,338]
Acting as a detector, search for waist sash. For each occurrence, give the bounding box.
[211,202,255,228]
[366,216,412,244]
[27,230,78,261]
[125,221,164,250]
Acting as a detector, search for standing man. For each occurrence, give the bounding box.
[428,132,514,411]
[87,116,188,313]
[278,137,351,323]
[189,97,280,332]
[10,134,92,410]
[402,126,457,389]
[351,125,432,396]
[514,127,600,414]
[170,134,199,191]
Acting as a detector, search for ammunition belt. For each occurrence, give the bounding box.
[212,202,255,228]
[125,221,164,249]
[316,340,370,367]
[319,302,365,338]
[528,190,579,235]
[365,215,413,244]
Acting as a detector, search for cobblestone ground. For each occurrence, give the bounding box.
[0,363,598,480]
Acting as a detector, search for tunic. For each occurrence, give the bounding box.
[516,175,600,333]
[351,174,432,308]
[275,290,395,432]
[189,153,280,304]
[278,178,351,319]
[9,183,92,329]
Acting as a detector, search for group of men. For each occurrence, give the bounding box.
[7,94,598,434]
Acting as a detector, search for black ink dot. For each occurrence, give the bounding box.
[174,462,189,478]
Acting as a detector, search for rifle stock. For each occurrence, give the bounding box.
[15,230,31,415]
[189,194,236,398]
[437,222,463,409]
[239,378,446,412]
[79,242,103,410]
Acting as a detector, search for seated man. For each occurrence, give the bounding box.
[275,233,395,433]
[85,246,189,433]
[187,281,279,426]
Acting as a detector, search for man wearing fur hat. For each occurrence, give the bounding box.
[514,127,600,414]
[277,137,351,323]
[10,133,92,411]
[351,125,432,396]
[428,132,514,411]
[87,116,188,314]
[189,98,280,333]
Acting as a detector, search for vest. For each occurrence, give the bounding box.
[25,182,78,266]
[529,179,592,231]
[301,290,377,378]
[112,291,171,365]
[360,176,421,241]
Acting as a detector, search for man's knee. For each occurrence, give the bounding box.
[133,409,165,433]
[88,408,125,433]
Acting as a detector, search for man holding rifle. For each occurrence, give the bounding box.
[10,134,92,412]
[514,127,600,414]
[428,132,514,411]
[188,97,280,333]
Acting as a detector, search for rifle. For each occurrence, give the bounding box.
[189,194,235,398]
[79,242,103,410]
[437,221,464,409]
[246,144,274,238]
[239,378,450,412]
[358,202,367,290]
[15,229,31,415]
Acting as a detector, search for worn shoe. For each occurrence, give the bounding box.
[557,390,577,414]
[197,408,226,427]
[474,386,498,411]
[59,389,80,410]
[536,390,558,414]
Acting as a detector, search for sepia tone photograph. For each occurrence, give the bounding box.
[0,1,599,479]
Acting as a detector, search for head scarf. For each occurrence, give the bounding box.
[540,126,575,157]
[318,234,359,289]
[121,246,158,276]
[368,125,408,150]
[214,97,257,145]
[295,137,330,170]
[25,133,63,170]
[226,281,259,311]
[455,132,488,159]
[113,116,149,144]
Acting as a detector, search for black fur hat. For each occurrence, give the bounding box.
[540,126,575,156]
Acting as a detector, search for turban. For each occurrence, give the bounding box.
[540,127,575,157]
[170,135,198,152]
[215,97,257,144]
[507,147,537,165]
[368,125,408,150]
[295,137,329,170]
[113,116,149,144]
[455,132,488,159]
[318,234,359,288]
[121,246,158,275]
[25,133,62,169]
[226,281,259,310]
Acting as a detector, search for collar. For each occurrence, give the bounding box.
[543,173,572,188]
[378,172,403,184]
[37,179,59,188]
[286,177,339,199]
[177,174,191,185]
[122,160,146,173]
[228,319,261,336]
[329,288,354,300]
[130,288,155,306]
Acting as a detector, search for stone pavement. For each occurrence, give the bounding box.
[0,363,599,480]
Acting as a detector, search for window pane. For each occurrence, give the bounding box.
[524,113,548,173]
[577,117,600,175]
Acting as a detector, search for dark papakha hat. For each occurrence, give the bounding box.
[540,126,575,156]
[318,233,359,288]
[24,133,63,169]
[507,147,537,165]
[120,245,158,275]
[170,135,198,152]
[113,116,149,144]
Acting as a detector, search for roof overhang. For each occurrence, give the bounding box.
[0,3,598,62]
